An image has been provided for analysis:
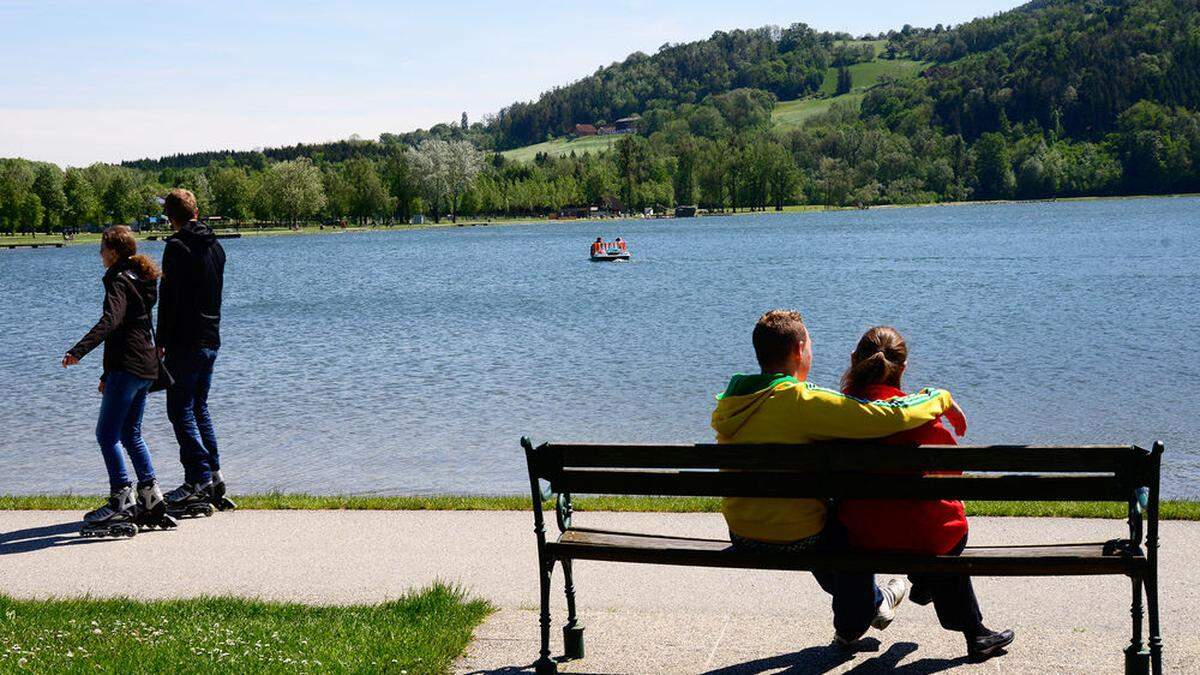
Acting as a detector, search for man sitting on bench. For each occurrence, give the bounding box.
[711,309,967,646]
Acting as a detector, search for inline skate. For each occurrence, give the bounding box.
[135,480,178,531]
[210,470,237,511]
[165,480,215,518]
[80,485,139,538]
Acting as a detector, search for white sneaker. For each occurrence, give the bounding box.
[871,578,908,630]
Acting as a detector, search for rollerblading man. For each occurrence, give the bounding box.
[158,189,236,515]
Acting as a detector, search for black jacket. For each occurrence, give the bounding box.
[158,220,225,351]
[68,259,161,381]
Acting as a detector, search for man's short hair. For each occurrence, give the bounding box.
[164,188,198,224]
[753,309,808,370]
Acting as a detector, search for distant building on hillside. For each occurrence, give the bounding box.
[594,114,641,136]
[574,123,598,136]
[614,114,641,133]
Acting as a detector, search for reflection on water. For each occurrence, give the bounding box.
[1,197,1197,497]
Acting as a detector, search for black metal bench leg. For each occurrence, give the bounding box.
[1125,575,1149,675]
[561,558,585,660]
[535,559,557,675]
[1147,571,1162,675]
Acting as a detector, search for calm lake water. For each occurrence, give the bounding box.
[1,197,1197,497]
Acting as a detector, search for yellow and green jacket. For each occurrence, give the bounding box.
[712,373,957,543]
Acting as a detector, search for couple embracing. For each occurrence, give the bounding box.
[712,310,1015,661]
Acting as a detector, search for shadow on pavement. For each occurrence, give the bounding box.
[0,520,106,555]
[704,640,968,674]
[460,638,971,674]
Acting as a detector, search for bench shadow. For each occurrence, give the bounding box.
[461,638,971,674]
[704,640,970,674]
[0,520,107,555]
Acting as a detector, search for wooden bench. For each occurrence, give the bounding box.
[521,437,1164,675]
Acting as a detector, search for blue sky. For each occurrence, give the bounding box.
[0,0,1021,167]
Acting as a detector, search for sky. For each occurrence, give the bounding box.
[0,0,1023,167]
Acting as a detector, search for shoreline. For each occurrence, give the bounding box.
[3,191,1198,249]
[3,493,1197,519]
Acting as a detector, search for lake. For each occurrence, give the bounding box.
[1,197,1197,498]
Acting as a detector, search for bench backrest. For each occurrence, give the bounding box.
[523,440,1162,502]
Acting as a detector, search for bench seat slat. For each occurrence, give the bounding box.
[553,443,1141,473]
[551,471,1128,501]
[549,529,1145,577]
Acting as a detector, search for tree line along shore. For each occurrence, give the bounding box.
[4,0,1200,236]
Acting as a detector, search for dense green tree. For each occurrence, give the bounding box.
[209,167,254,221]
[32,164,66,232]
[836,66,852,96]
[260,159,327,223]
[972,132,1015,199]
[344,158,391,223]
[62,168,100,230]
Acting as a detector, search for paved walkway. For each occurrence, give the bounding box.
[0,510,1196,673]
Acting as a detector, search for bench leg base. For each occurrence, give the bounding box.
[1125,647,1150,675]
[535,656,558,675]
[563,624,585,660]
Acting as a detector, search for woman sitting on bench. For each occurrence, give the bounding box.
[837,325,1015,662]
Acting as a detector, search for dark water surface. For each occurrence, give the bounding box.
[2,197,1197,497]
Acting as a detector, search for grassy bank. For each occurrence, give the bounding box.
[3,493,1197,520]
[0,583,490,674]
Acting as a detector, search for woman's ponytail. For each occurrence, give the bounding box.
[840,326,908,392]
[129,254,160,282]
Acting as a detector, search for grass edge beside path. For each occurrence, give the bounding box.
[0,583,492,673]
[2,493,1198,520]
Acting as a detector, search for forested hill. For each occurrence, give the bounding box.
[898,0,1200,139]
[490,0,1200,146]
[487,25,835,149]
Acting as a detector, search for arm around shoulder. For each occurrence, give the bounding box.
[798,384,959,439]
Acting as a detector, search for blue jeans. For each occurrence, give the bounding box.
[811,522,884,640]
[166,347,220,484]
[731,523,883,641]
[95,370,156,491]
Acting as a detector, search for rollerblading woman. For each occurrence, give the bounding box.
[81,485,138,538]
[63,226,173,539]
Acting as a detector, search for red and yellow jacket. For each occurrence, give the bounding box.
[711,374,957,543]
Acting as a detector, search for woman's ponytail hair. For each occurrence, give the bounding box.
[101,225,160,282]
[840,325,908,392]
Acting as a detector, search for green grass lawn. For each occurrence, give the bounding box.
[771,58,925,132]
[3,493,1197,520]
[772,93,866,130]
[817,58,926,96]
[0,584,490,674]
[500,134,621,163]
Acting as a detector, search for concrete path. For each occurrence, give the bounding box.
[1,510,1196,673]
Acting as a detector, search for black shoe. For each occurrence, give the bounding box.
[967,628,1015,662]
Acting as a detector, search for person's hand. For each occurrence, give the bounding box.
[157,346,166,359]
[97,379,105,394]
[61,353,79,368]
[944,400,968,437]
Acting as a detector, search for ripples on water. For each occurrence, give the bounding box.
[1,197,1197,497]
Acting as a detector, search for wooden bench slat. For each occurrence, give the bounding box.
[550,470,1129,501]
[552,443,1142,474]
[550,529,1145,576]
